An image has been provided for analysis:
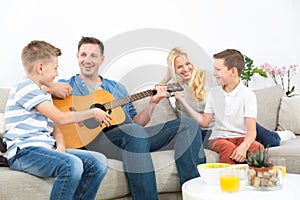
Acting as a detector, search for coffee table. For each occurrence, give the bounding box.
[182,173,299,200]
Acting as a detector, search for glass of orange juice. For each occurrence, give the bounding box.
[273,166,286,177]
[219,169,240,192]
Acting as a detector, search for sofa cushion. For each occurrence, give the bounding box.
[268,136,300,174]
[152,150,180,193]
[154,149,219,192]
[96,159,130,199]
[253,85,286,130]
[277,96,300,135]
[0,167,53,199]
[94,150,184,199]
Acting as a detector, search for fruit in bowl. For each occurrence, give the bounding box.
[197,163,231,185]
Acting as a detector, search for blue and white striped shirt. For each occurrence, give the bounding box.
[4,77,55,159]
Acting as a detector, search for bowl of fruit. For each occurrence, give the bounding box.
[197,163,231,184]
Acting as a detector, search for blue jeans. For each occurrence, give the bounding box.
[8,147,108,200]
[256,122,281,147]
[86,117,206,200]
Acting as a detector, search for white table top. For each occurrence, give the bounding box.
[182,173,299,200]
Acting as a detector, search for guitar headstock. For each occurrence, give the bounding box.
[150,83,184,97]
[166,83,184,92]
[165,83,184,97]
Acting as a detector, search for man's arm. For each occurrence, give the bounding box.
[133,85,167,126]
[42,82,72,99]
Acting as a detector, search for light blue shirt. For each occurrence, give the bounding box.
[59,75,137,122]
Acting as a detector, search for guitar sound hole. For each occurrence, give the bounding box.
[90,103,106,111]
[90,103,112,114]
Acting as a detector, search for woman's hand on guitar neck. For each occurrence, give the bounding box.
[93,108,112,127]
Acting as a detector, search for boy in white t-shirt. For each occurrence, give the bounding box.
[197,49,263,164]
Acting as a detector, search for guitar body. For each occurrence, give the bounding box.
[53,90,126,148]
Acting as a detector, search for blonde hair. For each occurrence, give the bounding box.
[21,40,61,73]
[167,47,206,101]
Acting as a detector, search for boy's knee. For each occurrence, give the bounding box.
[89,152,109,173]
[60,156,84,179]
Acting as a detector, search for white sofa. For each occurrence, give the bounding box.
[0,84,299,200]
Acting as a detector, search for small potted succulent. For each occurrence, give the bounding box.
[246,145,273,171]
[246,145,282,190]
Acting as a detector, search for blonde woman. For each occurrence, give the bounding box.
[162,47,281,148]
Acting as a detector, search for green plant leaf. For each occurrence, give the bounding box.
[258,150,264,164]
[253,159,260,167]
[241,55,267,86]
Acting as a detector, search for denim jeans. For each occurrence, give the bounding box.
[86,117,206,200]
[256,122,281,147]
[8,147,108,200]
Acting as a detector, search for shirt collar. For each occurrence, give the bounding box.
[224,80,243,96]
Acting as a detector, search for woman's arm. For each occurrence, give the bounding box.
[175,92,213,127]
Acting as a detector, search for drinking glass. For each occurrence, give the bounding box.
[219,168,240,192]
[270,157,286,177]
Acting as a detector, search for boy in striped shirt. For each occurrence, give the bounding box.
[3,40,108,200]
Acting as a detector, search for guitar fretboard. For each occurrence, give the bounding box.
[103,89,156,109]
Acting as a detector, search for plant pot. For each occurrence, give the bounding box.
[246,165,282,191]
[248,166,273,173]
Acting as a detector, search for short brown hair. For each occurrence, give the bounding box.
[21,40,61,71]
[78,36,104,55]
[213,49,245,76]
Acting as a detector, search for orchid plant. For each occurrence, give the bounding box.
[260,63,298,97]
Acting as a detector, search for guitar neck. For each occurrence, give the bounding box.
[103,89,156,109]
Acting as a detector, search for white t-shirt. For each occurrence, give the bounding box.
[205,81,257,140]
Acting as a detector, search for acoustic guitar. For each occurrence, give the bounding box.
[52,83,183,148]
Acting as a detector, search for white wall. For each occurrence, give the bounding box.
[1,0,299,93]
